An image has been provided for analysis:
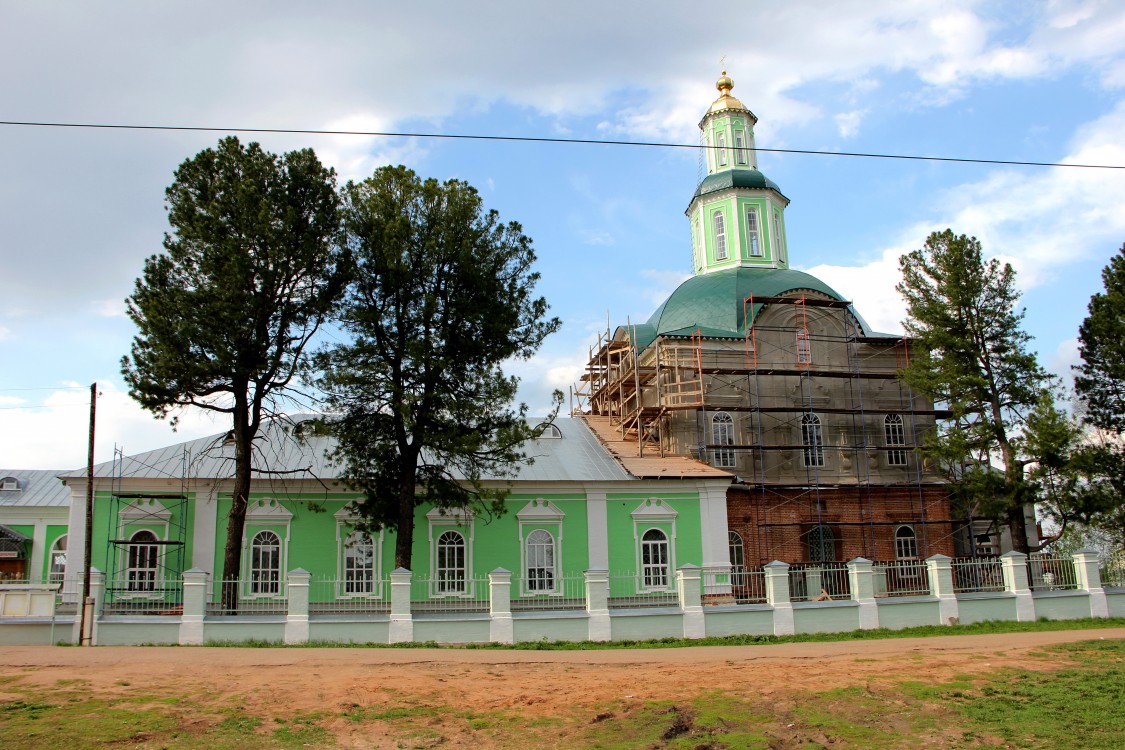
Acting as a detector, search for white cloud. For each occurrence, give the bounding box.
[639,269,692,308]
[805,245,910,335]
[0,382,226,470]
[92,299,126,318]
[834,110,867,138]
[0,324,9,341]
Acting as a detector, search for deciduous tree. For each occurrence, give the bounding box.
[122,137,345,604]
[313,166,561,570]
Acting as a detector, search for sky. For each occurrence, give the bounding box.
[3,0,1125,470]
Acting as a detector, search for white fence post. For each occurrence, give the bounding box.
[677,564,705,639]
[1073,548,1109,618]
[284,569,311,645]
[388,568,413,644]
[179,568,208,645]
[1000,551,1036,622]
[925,554,960,626]
[584,569,611,642]
[847,558,879,630]
[764,561,794,636]
[489,568,514,644]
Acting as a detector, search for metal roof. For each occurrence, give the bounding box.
[0,469,71,507]
[60,417,634,485]
[690,168,788,204]
[630,267,860,351]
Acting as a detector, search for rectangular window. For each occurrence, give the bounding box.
[773,210,786,262]
[745,208,761,257]
[714,212,727,260]
[734,132,747,165]
[716,132,727,166]
[796,328,811,365]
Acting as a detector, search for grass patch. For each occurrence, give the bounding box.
[199,616,1125,651]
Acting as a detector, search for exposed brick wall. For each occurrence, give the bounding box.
[727,484,955,565]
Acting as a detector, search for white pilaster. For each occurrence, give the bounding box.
[191,482,219,573]
[586,491,609,569]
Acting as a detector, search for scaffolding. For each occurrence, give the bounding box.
[575,294,954,563]
[104,446,190,608]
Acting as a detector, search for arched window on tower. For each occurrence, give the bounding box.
[734,132,747,165]
[773,209,786,262]
[885,414,908,466]
[711,412,736,467]
[716,131,728,166]
[801,413,824,468]
[713,212,728,260]
[796,327,811,365]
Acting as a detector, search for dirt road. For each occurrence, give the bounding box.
[2,628,1122,748]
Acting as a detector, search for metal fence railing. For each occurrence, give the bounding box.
[788,563,851,602]
[873,560,931,598]
[511,574,587,612]
[607,572,679,609]
[103,576,184,615]
[703,567,766,605]
[309,576,391,616]
[1102,557,1125,588]
[952,557,1005,593]
[1028,554,1079,591]
[206,579,288,616]
[410,576,489,614]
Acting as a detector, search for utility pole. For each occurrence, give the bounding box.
[79,382,96,646]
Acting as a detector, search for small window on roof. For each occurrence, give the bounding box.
[537,423,563,439]
[0,478,19,491]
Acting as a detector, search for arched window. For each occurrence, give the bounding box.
[895,526,919,560]
[801,413,824,467]
[716,131,728,166]
[734,132,748,165]
[436,530,466,594]
[807,525,835,563]
[728,530,746,585]
[711,412,736,467]
[249,530,282,595]
[885,414,908,466]
[796,327,811,365]
[342,531,375,595]
[525,529,556,592]
[49,534,67,584]
[713,212,728,260]
[745,207,762,257]
[127,530,159,592]
[640,529,670,589]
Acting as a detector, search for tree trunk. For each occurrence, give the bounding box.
[220,397,253,611]
[1006,502,1031,555]
[394,475,417,571]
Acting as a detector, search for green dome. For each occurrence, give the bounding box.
[628,267,855,351]
[692,168,787,202]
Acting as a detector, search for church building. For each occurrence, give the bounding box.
[577,72,957,569]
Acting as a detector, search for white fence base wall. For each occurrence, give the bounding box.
[4,558,1122,646]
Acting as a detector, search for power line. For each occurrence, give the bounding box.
[1,119,1122,170]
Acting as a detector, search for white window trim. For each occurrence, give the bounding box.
[516,499,565,596]
[247,529,283,598]
[716,131,728,166]
[713,211,728,261]
[711,412,736,468]
[745,206,762,257]
[241,499,292,599]
[426,508,475,598]
[631,499,677,592]
[733,131,747,165]
[895,525,919,561]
